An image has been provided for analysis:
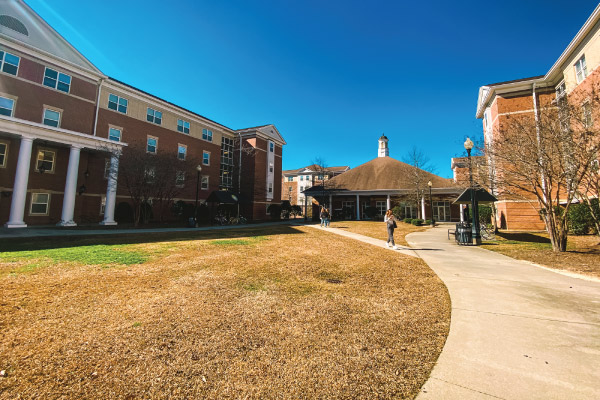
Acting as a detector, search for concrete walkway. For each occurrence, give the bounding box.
[407,226,600,400]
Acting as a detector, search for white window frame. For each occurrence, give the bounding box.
[100,195,106,215]
[147,135,158,154]
[583,101,593,128]
[43,67,71,93]
[0,50,20,76]
[103,159,111,179]
[270,142,274,152]
[575,55,588,84]
[203,151,210,165]
[268,182,273,193]
[42,106,61,127]
[146,107,162,125]
[202,128,213,142]
[145,166,156,184]
[376,201,386,216]
[201,175,209,190]
[177,119,190,134]
[177,144,187,160]
[108,126,122,142]
[30,193,50,216]
[556,81,566,99]
[0,95,15,117]
[36,148,56,174]
[108,93,128,114]
[0,140,8,168]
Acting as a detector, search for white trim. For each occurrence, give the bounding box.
[146,135,158,154]
[35,147,56,174]
[177,143,187,160]
[43,66,72,94]
[42,105,62,128]
[29,192,50,216]
[107,92,128,115]
[0,139,8,168]
[0,48,20,76]
[202,150,210,166]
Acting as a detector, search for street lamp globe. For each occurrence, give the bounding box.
[464,137,474,151]
[196,165,203,172]
[427,180,432,187]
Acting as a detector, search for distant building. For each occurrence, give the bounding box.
[282,164,349,207]
[473,4,600,230]
[304,137,462,221]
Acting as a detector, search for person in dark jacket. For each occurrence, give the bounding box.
[384,209,398,249]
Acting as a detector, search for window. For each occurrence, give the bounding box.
[202,128,213,141]
[108,94,128,114]
[42,108,60,127]
[144,167,156,183]
[376,201,386,216]
[269,162,273,173]
[0,96,14,116]
[220,137,234,190]
[0,141,7,167]
[147,136,158,154]
[43,67,71,93]
[268,182,273,193]
[104,159,111,179]
[287,176,293,182]
[147,107,162,124]
[583,102,592,128]
[203,151,210,165]
[201,175,209,190]
[269,142,274,152]
[575,55,588,83]
[30,193,50,215]
[0,50,19,75]
[556,82,566,99]
[177,119,190,134]
[300,175,304,181]
[306,175,310,180]
[108,127,121,142]
[36,149,55,173]
[100,196,106,215]
[317,174,323,180]
[176,171,185,187]
[178,144,187,160]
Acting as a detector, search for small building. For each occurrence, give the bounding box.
[303,137,463,221]
[282,164,349,206]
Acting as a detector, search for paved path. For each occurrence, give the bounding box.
[407,226,600,400]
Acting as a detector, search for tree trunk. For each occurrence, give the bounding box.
[545,215,568,252]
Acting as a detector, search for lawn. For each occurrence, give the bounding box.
[481,231,600,279]
[328,220,427,246]
[0,225,450,399]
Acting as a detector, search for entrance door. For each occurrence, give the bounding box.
[435,204,446,221]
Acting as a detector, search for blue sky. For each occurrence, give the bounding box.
[26,0,599,177]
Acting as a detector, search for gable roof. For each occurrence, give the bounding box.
[236,124,286,145]
[0,0,101,75]
[283,164,350,174]
[325,156,455,191]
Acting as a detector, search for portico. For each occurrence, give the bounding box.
[1,116,126,228]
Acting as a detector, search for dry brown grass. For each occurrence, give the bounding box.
[0,225,449,399]
[328,221,427,246]
[482,231,600,278]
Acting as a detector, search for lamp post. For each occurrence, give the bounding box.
[427,180,434,226]
[464,137,481,245]
[194,165,202,227]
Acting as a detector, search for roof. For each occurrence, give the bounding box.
[108,77,235,132]
[323,156,456,191]
[379,135,388,140]
[206,190,249,204]
[282,164,350,174]
[484,75,545,87]
[236,124,286,145]
[452,188,498,204]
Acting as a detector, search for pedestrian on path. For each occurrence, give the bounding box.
[320,207,326,227]
[384,209,398,249]
[324,208,331,227]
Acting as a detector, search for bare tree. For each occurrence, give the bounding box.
[311,157,331,208]
[485,87,600,252]
[403,146,436,219]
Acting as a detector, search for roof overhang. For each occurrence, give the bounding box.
[302,187,462,196]
[0,116,126,151]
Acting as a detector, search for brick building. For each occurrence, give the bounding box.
[282,164,349,207]
[0,0,284,227]
[473,4,600,230]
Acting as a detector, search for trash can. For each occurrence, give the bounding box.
[456,222,472,245]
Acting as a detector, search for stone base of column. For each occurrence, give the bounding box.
[99,220,117,226]
[56,220,77,227]
[4,222,27,228]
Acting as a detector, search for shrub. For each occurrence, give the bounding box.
[412,219,424,226]
[478,205,492,224]
[365,206,378,219]
[267,204,282,221]
[392,205,404,220]
[425,219,432,225]
[404,218,413,224]
[567,203,593,235]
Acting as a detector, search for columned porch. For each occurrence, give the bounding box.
[0,116,126,228]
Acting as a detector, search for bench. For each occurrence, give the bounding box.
[447,229,456,240]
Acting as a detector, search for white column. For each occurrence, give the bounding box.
[386,194,391,211]
[421,196,426,220]
[329,194,332,210]
[5,136,34,228]
[100,152,119,226]
[460,204,465,222]
[57,145,82,227]
[356,194,360,220]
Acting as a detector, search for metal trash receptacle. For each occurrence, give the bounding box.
[456,222,472,245]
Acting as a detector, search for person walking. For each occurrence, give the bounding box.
[324,208,331,227]
[384,209,398,249]
[320,207,326,227]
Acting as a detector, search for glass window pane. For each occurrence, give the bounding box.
[2,63,17,75]
[0,51,4,61]
[58,73,71,84]
[43,76,56,88]
[31,203,47,214]
[119,98,128,107]
[45,68,58,79]
[57,82,69,93]
[4,53,19,65]
[118,104,127,113]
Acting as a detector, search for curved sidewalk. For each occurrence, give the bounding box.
[407,227,600,400]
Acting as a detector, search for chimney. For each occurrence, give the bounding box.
[378,135,389,157]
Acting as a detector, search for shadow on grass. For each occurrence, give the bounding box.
[496,232,551,244]
[0,225,305,252]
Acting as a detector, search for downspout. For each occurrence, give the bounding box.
[533,82,548,202]
[92,77,104,136]
[237,131,243,218]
